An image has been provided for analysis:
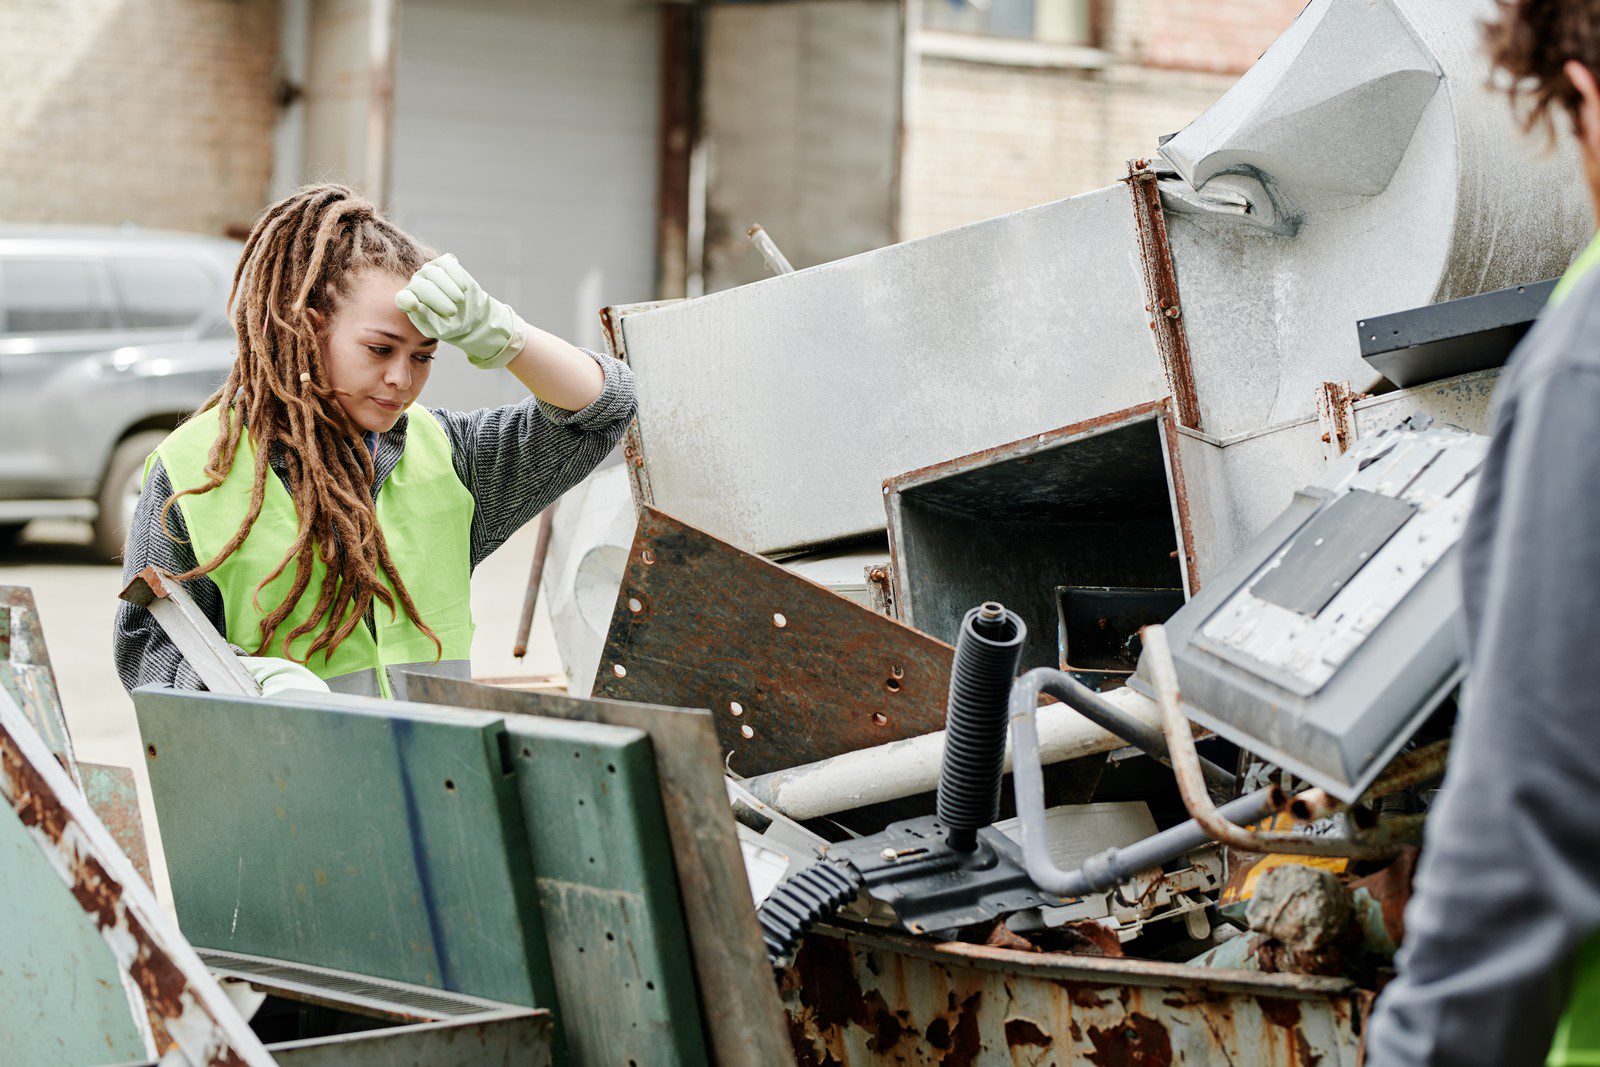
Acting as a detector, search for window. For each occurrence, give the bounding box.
[0,258,118,335]
[921,0,1094,46]
[109,257,217,329]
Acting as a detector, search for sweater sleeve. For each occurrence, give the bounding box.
[1365,365,1600,1065]
[431,348,637,570]
[112,457,228,693]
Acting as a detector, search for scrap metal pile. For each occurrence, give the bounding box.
[0,0,1592,1064]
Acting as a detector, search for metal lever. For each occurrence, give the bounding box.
[118,566,261,696]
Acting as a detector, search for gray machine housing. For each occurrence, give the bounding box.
[1131,427,1486,801]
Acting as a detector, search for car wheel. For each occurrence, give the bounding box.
[93,430,170,563]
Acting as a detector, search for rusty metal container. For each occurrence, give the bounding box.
[783,926,1362,1065]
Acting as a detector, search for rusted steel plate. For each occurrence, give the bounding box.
[783,925,1361,1065]
[1126,160,1201,432]
[0,686,273,1066]
[406,673,798,1067]
[80,762,154,890]
[592,506,956,776]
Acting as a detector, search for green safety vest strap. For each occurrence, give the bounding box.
[151,405,475,698]
[1551,231,1600,309]
[1551,934,1600,1066]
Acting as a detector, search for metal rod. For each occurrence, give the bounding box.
[1008,670,1286,895]
[748,224,794,275]
[513,507,557,659]
[0,686,274,1065]
[1144,624,1404,860]
[743,683,1177,821]
[119,567,261,696]
[1287,740,1450,824]
[1014,667,1235,789]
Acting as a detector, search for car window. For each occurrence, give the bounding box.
[109,256,218,329]
[0,257,119,335]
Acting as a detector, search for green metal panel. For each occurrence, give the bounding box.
[506,715,708,1066]
[134,689,562,1057]
[0,792,150,1064]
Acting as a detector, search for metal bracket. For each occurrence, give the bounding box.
[824,816,1075,937]
[119,567,260,696]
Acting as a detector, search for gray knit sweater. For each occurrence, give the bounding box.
[113,349,636,692]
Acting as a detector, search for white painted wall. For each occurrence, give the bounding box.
[388,0,661,411]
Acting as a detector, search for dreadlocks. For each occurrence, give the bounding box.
[161,183,443,664]
[1485,0,1600,138]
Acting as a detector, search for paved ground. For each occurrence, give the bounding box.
[0,518,562,907]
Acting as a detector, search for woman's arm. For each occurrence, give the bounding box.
[505,323,605,412]
[431,347,636,571]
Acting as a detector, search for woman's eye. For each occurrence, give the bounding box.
[366,345,390,356]
[413,353,435,364]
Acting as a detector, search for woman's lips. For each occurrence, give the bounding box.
[371,398,403,411]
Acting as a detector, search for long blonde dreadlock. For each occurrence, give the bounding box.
[162,184,443,665]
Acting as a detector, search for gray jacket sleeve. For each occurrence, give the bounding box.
[431,348,637,570]
[112,457,226,693]
[1365,362,1600,1065]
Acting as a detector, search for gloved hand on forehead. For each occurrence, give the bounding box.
[396,253,530,370]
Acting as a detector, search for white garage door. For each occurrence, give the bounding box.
[389,0,660,411]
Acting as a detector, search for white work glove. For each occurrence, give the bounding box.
[395,254,530,370]
[240,656,331,698]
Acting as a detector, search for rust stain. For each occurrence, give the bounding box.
[1124,162,1201,431]
[1,726,251,1066]
[1258,996,1302,1029]
[1057,980,1113,1009]
[1085,1012,1175,1067]
[1005,1017,1051,1048]
[946,991,984,1066]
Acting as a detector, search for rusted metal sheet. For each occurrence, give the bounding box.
[0,686,273,1066]
[592,506,955,776]
[1126,161,1201,431]
[80,761,154,889]
[783,925,1361,1065]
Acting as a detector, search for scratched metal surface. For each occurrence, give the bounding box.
[0,586,77,774]
[783,926,1362,1065]
[134,689,560,1039]
[592,506,956,777]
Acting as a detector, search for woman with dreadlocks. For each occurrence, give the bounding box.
[113,184,636,699]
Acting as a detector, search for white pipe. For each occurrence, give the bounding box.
[746,686,1168,821]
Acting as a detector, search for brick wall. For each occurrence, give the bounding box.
[0,0,279,236]
[902,0,1307,238]
[1136,0,1309,75]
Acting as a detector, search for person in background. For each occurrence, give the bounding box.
[1367,2,1600,1063]
[113,184,635,700]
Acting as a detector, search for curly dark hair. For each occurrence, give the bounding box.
[1484,0,1600,137]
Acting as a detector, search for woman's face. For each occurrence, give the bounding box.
[320,268,438,433]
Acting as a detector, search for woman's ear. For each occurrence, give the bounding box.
[305,307,326,332]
